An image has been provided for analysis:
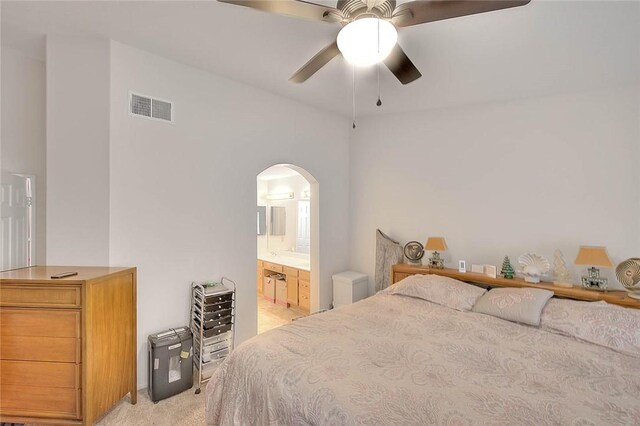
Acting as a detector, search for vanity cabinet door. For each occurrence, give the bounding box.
[286,276,298,306]
[257,261,263,294]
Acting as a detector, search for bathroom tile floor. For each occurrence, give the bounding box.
[257,296,302,334]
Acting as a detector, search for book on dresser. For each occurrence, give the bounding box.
[0,265,137,425]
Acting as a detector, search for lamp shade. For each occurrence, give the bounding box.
[574,246,614,267]
[425,237,448,251]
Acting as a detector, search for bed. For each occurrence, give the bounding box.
[205,269,640,425]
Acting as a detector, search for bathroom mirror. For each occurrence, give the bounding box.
[270,206,286,236]
[257,206,267,236]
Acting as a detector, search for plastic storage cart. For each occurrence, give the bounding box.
[148,326,193,403]
[332,271,369,308]
[190,277,236,394]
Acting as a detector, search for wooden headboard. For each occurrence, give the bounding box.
[392,264,640,310]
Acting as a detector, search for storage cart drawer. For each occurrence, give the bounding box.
[202,347,230,363]
[202,338,231,356]
[201,315,232,330]
[203,292,233,304]
[203,300,233,312]
[202,308,232,320]
[202,323,232,338]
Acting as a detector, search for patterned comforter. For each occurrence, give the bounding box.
[205,293,640,425]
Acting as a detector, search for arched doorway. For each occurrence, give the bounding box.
[256,164,319,333]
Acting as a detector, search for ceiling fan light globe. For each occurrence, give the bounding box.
[337,18,398,67]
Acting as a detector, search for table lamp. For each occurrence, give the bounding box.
[425,237,447,269]
[574,246,614,290]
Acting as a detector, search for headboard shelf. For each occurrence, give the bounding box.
[392,264,640,309]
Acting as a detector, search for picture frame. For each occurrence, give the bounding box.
[458,260,466,273]
[484,265,497,279]
[471,264,484,274]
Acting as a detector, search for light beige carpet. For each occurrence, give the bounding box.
[95,389,204,425]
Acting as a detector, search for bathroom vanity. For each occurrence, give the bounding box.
[257,258,310,313]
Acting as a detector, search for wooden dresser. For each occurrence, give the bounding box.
[0,266,137,425]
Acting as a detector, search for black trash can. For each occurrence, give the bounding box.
[148,327,193,402]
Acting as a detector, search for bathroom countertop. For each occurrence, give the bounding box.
[258,254,310,272]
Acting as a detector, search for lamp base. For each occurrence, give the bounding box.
[581,267,608,291]
[428,251,445,269]
[581,276,608,291]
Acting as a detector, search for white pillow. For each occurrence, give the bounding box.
[383,274,486,312]
[472,287,553,326]
[541,298,640,358]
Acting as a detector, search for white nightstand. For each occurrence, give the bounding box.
[332,271,369,308]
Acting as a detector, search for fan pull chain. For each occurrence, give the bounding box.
[352,65,356,129]
[377,64,382,107]
[376,18,382,107]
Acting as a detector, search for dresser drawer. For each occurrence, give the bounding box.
[1,335,81,363]
[298,292,310,310]
[299,270,310,281]
[299,280,310,294]
[0,383,81,420]
[0,285,81,308]
[1,360,79,389]
[263,262,283,273]
[1,309,80,338]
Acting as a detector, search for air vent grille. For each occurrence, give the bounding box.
[131,94,151,117]
[129,92,173,123]
[152,99,172,121]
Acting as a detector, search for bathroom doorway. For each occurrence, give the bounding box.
[256,164,318,334]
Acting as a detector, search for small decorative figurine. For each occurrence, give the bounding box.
[501,256,515,279]
[518,253,550,284]
[553,249,573,288]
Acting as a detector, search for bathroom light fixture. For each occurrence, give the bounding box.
[266,192,294,201]
[337,18,398,67]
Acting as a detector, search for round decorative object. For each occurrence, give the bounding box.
[616,258,640,300]
[518,253,550,284]
[404,241,425,265]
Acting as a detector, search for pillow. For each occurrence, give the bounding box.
[472,287,553,326]
[383,274,486,312]
[541,298,640,358]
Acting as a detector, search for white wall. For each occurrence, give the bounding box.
[1,47,47,263]
[350,85,640,293]
[108,41,350,388]
[46,35,110,264]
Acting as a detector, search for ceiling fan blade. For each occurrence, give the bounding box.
[383,44,422,85]
[392,0,530,27]
[218,0,344,23]
[290,41,341,83]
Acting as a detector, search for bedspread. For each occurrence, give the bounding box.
[206,293,640,425]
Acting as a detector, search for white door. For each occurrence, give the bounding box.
[1,173,35,270]
[296,200,310,254]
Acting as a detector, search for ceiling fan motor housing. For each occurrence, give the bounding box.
[337,0,396,21]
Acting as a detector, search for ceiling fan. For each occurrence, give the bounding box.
[218,0,531,85]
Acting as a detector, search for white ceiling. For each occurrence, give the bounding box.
[2,1,638,117]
